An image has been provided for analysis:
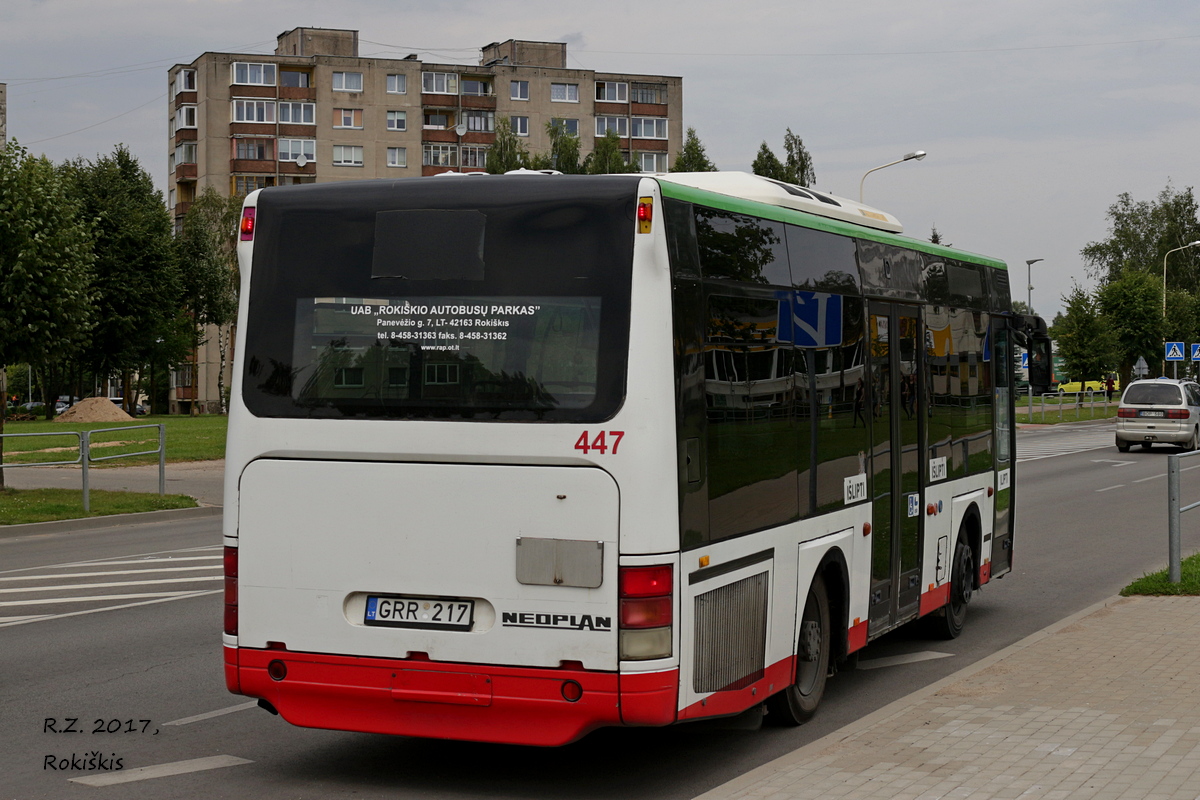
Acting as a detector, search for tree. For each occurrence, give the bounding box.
[751,141,787,181]
[670,127,717,173]
[782,128,815,187]
[929,226,951,247]
[584,129,639,174]
[63,146,179,415]
[0,141,95,486]
[1097,269,1164,386]
[1010,300,1033,316]
[1082,184,1200,291]
[176,186,242,413]
[486,117,530,173]
[1054,283,1117,385]
[544,120,582,174]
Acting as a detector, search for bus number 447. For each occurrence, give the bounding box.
[574,431,625,455]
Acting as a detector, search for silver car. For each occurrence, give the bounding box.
[1116,378,1200,452]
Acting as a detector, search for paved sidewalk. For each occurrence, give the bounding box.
[699,596,1200,800]
[2,459,225,506]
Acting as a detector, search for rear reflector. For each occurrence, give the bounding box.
[240,207,256,241]
[223,546,238,636]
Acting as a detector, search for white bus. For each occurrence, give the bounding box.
[223,171,1050,746]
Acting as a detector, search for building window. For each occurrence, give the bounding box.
[177,69,196,93]
[422,143,458,167]
[425,363,460,384]
[550,82,578,102]
[550,118,579,136]
[461,146,488,169]
[595,81,628,102]
[422,71,458,94]
[332,71,363,92]
[233,175,275,195]
[280,69,310,88]
[423,111,451,130]
[465,110,494,132]
[278,139,315,163]
[232,100,275,123]
[387,110,407,131]
[177,105,198,128]
[235,138,274,160]
[511,116,529,137]
[232,62,276,86]
[631,117,668,139]
[461,78,492,96]
[333,108,363,129]
[174,363,193,388]
[595,116,628,137]
[278,176,316,186]
[630,82,668,104]
[388,367,409,387]
[639,152,668,172]
[334,367,365,388]
[510,80,529,100]
[279,102,315,125]
[175,142,197,165]
[332,145,364,166]
[387,147,407,168]
[387,74,407,94]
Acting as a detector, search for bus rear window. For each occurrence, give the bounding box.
[240,176,639,421]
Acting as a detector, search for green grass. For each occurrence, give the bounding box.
[0,487,198,525]
[1121,551,1200,596]
[1017,403,1118,424]
[0,415,227,466]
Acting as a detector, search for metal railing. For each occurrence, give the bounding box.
[1021,390,1115,423]
[0,424,165,512]
[1167,449,1200,583]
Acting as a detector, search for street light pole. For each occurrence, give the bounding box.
[1162,241,1200,377]
[859,150,926,204]
[1025,259,1043,311]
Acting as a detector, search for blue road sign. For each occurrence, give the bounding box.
[1191,344,1200,361]
[1021,352,1029,369]
[1166,342,1185,361]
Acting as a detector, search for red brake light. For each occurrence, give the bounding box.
[1167,409,1190,419]
[637,196,653,234]
[240,207,256,241]
[224,546,238,636]
[1117,408,1137,418]
[619,565,672,598]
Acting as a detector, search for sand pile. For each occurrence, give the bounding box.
[55,397,134,423]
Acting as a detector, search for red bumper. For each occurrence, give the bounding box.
[228,647,676,746]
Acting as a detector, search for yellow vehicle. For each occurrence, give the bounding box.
[1057,379,1119,394]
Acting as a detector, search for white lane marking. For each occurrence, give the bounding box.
[856,651,954,670]
[0,590,213,607]
[1134,473,1169,483]
[1096,485,1125,493]
[0,590,219,628]
[0,551,220,577]
[69,754,252,786]
[1090,459,1136,467]
[0,575,222,595]
[0,566,221,583]
[164,701,258,726]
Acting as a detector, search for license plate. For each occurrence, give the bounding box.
[365,595,474,631]
[1140,410,1165,417]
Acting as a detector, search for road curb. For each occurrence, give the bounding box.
[692,594,1129,800]
[0,505,223,539]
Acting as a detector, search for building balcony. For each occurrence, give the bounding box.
[175,163,197,182]
[462,131,495,145]
[631,139,668,151]
[278,161,316,176]
[174,92,198,108]
[230,159,276,173]
[631,102,668,116]
[421,93,458,108]
[422,128,458,143]
[174,128,198,145]
[174,202,194,219]
[422,165,458,177]
[279,86,316,101]
[229,123,277,136]
[231,85,276,99]
[594,101,628,116]
[278,123,318,137]
[460,94,497,109]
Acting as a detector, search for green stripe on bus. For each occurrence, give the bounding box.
[656,180,1008,271]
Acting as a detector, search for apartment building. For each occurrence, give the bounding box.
[165,28,682,414]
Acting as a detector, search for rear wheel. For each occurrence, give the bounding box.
[1116,439,1130,453]
[930,537,973,640]
[766,574,830,726]
[1184,428,1198,451]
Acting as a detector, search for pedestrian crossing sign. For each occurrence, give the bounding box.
[1191,344,1200,361]
[1166,342,1185,361]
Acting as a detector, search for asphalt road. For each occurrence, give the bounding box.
[3,421,1198,800]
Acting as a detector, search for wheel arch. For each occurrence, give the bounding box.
[958,502,984,590]
[814,546,851,665]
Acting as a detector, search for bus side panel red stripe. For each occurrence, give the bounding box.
[920,583,951,616]
[618,668,679,726]
[677,657,794,720]
[847,620,868,654]
[224,646,241,694]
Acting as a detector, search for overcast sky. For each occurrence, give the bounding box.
[4,0,1199,320]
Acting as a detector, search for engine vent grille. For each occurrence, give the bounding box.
[692,571,768,693]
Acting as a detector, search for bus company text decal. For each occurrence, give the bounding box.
[502,611,612,632]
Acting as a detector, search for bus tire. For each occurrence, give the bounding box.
[766,574,830,726]
[931,538,973,640]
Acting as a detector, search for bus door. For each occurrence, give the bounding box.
[991,317,1015,576]
[868,303,924,634]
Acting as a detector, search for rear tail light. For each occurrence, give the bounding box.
[637,196,653,234]
[223,545,238,636]
[618,565,672,660]
[239,207,256,241]
[1117,408,1137,418]
[1167,409,1189,419]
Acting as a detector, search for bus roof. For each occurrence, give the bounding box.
[656,172,1007,271]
